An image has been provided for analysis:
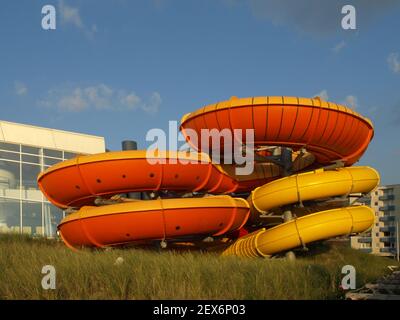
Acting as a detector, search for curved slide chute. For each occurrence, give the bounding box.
[38,96,379,257]
[38,151,239,208]
[222,206,375,257]
[38,149,315,208]
[58,196,249,250]
[180,96,373,166]
[247,166,379,220]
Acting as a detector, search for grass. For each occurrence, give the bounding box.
[0,234,398,300]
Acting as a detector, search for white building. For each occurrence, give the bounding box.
[351,184,400,258]
[0,120,105,237]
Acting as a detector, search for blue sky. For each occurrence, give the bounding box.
[0,0,399,184]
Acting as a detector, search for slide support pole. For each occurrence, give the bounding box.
[283,208,296,261]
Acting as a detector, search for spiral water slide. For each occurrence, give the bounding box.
[38,96,379,256]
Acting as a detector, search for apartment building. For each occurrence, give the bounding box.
[351,184,400,258]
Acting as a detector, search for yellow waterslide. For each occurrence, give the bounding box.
[223,166,379,257]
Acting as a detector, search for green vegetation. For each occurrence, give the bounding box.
[0,234,397,300]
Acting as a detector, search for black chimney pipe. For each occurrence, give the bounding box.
[122,140,138,151]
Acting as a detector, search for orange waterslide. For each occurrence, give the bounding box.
[58,196,249,250]
[180,96,373,166]
[38,96,377,254]
[37,150,315,208]
[38,151,238,208]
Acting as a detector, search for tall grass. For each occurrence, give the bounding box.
[0,235,397,300]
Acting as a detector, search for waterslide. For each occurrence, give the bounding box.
[223,166,379,257]
[56,196,249,249]
[38,96,379,256]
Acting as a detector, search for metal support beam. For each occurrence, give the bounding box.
[283,208,296,261]
[252,147,293,174]
[121,140,141,200]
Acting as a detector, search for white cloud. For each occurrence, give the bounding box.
[332,41,346,53]
[14,81,28,96]
[120,92,141,109]
[343,95,358,109]
[314,89,329,101]
[84,84,114,109]
[57,88,87,112]
[142,92,162,115]
[387,52,400,73]
[59,0,83,28]
[59,0,97,37]
[313,90,358,110]
[39,84,161,115]
[119,91,161,114]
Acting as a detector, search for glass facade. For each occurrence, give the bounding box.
[0,141,80,237]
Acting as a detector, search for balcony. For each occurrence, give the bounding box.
[379,205,395,212]
[379,216,396,222]
[380,247,396,254]
[358,237,372,243]
[379,226,396,233]
[379,194,394,201]
[359,248,372,253]
[380,236,397,243]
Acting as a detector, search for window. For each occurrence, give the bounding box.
[0,160,21,191]
[64,152,78,159]
[0,150,19,161]
[0,139,91,238]
[0,140,91,238]
[0,142,20,152]
[22,154,40,164]
[44,157,62,166]
[43,203,63,237]
[21,145,40,155]
[21,201,42,236]
[0,198,20,233]
[21,163,41,190]
[43,149,62,158]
